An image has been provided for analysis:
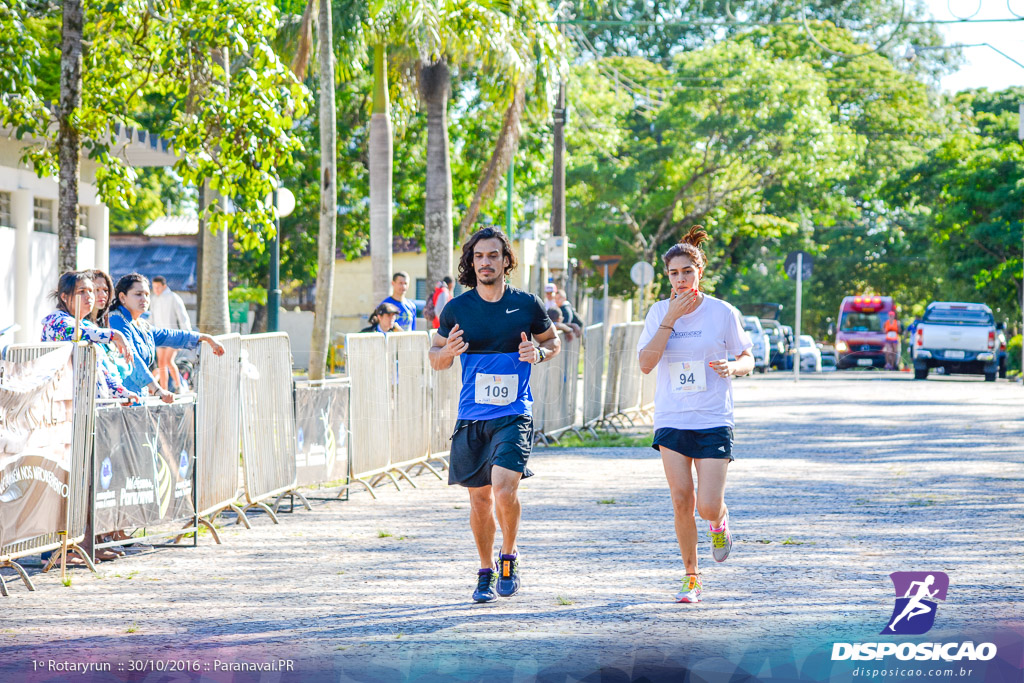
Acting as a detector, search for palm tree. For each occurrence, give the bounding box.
[369,41,393,308]
[410,0,565,276]
[309,0,337,381]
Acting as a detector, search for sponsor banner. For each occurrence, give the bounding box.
[294,383,349,488]
[0,346,74,549]
[93,402,196,533]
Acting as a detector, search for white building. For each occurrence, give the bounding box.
[0,126,176,343]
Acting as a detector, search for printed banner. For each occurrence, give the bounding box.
[93,402,196,533]
[0,346,75,549]
[294,383,349,487]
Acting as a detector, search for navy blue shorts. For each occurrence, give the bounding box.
[449,414,534,488]
[652,426,734,461]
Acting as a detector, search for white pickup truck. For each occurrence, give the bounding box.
[912,302,999,382]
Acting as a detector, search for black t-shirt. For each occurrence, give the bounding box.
[438,286,552,420]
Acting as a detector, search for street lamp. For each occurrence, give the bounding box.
[268,184,295,333]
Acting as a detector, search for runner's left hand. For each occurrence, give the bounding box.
[519,332,539,364]
[708,359,732,378]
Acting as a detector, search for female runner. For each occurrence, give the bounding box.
[637,226,754,603]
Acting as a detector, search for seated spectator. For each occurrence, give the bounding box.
[547,307,576,342]
[41,271,138,402]
[554,288,583,337]
[360,302,404,334]
[108,273,225,402]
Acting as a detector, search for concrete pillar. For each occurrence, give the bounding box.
[12,189,32,344]
[87,203,108,272]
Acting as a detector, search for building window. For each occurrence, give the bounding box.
[78,205,88,236]
[415,278,427,300]
[33,198,54,233]
[0,192,10,228]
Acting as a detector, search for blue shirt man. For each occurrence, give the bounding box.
[380,271,416,331]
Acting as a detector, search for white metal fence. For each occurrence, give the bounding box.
[239,333,301,522]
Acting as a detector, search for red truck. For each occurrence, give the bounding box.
[835,295,897,369]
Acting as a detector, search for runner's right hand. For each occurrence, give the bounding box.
[444,323,468,359]
[664,288,699,325]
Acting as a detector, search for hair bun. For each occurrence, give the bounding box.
[681,225,708,248]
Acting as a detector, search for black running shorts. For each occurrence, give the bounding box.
[449,414,534,488]
[652,426,734,461]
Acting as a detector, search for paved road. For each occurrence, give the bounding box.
[2,374,1022,682]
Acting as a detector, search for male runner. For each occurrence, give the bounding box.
[430,227,560,603]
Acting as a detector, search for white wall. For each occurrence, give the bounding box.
[0,227,14,328]
[6,230,95,340]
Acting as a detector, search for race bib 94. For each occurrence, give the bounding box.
[475,373,517,406]
[668,361,707,393]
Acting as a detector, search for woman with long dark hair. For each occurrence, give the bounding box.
[108,273,224,402]
[40,271,137,401]
[637,226,754,603]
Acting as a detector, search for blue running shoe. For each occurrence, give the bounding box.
[495,552,520,597]
[473,568,497,603]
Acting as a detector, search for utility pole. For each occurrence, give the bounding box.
[551,81,567,293]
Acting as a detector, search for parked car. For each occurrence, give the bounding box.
[761,319,793,370]
[798,335,822,372]
[741,316,770,374]
[912,302,999,381]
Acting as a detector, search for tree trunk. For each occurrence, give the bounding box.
[420,59,453,285]
[199,180,230,335]
[198,48,230,335]
[58,0,83,274]
[369,43,393,308]
[309,0,336,380]
[458,80,525,242]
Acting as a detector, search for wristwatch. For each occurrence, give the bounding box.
[536,346,546,364]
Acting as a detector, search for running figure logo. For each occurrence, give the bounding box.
[881,571,948,635]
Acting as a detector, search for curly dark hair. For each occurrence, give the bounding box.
[457,227,518,288]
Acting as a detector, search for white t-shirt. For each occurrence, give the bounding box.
[636,295,752,431]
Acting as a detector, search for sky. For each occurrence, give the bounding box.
[922,0,1024,92]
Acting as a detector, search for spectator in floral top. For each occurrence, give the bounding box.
[40,271,138,401]
[108,273,224,402]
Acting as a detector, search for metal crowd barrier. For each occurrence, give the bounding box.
[613,323,647,424]
[91,395,200,557]
[344,333,392,497]
[1,343,96,592]
[531,332,582,444]
[429,361,461,461]
[238,333,303,522]
[600,324,627,430]
[293,378,351,497]
[195,334,247,539]
[582,324,605,435]
[387,332,441,486]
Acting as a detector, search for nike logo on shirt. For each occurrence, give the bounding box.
[506,308,519,314]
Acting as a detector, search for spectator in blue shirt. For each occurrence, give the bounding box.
[380,271,416,331]
[108,273,225,401]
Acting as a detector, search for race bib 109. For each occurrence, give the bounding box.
[475,373,517,406]
[668,361,707,393]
